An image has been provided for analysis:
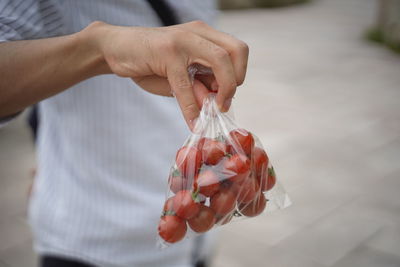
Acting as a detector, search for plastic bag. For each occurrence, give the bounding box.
[157,67,291,246]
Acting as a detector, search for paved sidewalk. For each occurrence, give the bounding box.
[1,0,400,266]
[213,0,400,266]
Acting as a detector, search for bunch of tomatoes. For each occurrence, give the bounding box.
[158,128,276,244]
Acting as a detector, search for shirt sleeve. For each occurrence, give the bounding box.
[0,0,62,126]
[0,0,63,42]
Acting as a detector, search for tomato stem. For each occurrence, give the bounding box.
[172,168,181,177]
[162,210,175,217]
[215,134,225,143]
[268,166,276,177]
[192,189,200,202]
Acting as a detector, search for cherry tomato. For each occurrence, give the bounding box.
[229,129,254,157]
[258,166,277,192]
[158,215,187,243]
[173,190,200,220]
[253,147,269,177]
[237,176,260,204]
[188,204,216,233]
[175,146,202,178]
[163,197,174,213]
[239,193,267,217]
[222,154,250,184]
[225,144,233,156]
[196,169,220,197]
[266,166,277,191]
[197,137,206,150]
[210,188,237,216]
[200,138,227,165]
[220,179,234,191]
[216,211,234,225]
[168,169,189,194]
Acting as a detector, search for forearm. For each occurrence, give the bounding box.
[0,22,110,117]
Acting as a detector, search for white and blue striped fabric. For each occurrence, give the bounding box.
[0,1,217,266]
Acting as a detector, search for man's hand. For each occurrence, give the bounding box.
[88,21,249,128]
[0,21,249,129]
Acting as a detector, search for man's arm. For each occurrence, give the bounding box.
[0,29,109,118]
[0,21,249,129]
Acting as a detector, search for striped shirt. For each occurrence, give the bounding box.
[0,1,217,266]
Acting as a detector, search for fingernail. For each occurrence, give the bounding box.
[222,98,232,112]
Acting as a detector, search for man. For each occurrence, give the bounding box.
[0,0,249,266]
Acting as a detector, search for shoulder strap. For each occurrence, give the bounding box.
[145,0,179,26]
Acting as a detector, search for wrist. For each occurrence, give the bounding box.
[76,21,112,76]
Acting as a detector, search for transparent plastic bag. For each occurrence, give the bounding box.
[157,67,291,247]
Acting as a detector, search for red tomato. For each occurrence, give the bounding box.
[237,176,260,204]
[229,129,254,157]
[201,138,227,165]
[173,190,200,220]
[168,170,189,194]
[222,154,250,184]
[210,188,237,216]
[188,204,216,233]
[259,166,277,192]
[266,167,277,191]
[163,197,174,213]
[196,169,220,197]
[228,180,241,196]
[253,147,269,177]
[216,212,234,225]
[175,146,202,178]
[239,193,267,217]
[225,144,233,155]
[220,178,234,191]
[197,137,206,150]
[158,215,187,243]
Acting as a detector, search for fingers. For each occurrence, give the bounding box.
[133,75,173,96]
[181,34,237,112]
[192,79,210,108]
[195,74,219,92]
[167,63,199,130]
[181,21,249,86]
[155,22,248,119]
[133,75,209,110]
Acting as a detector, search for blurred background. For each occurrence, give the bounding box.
[1,0,400,266]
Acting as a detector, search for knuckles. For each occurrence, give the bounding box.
[213,47,229,61]
[232,40,249,85]
[234,40,249,57]
[189,20,208,28]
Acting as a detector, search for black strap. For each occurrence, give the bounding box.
[28,105,39,142]
[41,255,96,267]
[145,0,179,26]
